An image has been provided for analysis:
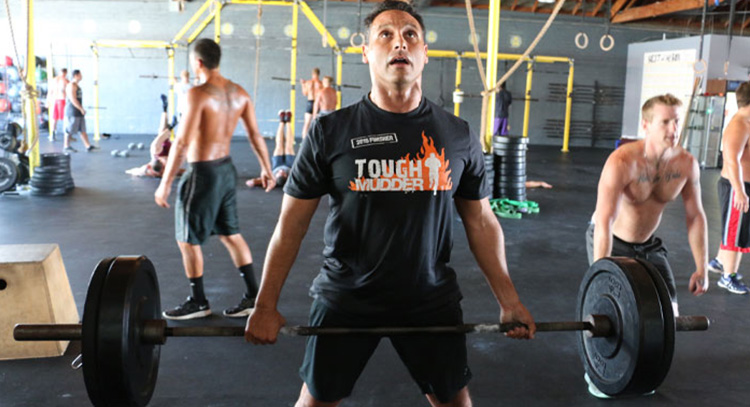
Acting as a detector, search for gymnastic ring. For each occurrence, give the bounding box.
[693,59,707,74]
[575,32,589,50]
[349,32,365,48]
[599,34,614,52]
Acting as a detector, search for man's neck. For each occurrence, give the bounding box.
[369,82,422,113]
[736,106,750,120]
[643,138,674,164]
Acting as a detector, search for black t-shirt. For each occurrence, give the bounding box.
[285,95,489,316]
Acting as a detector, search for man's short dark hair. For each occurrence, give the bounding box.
[192,39,221,70]
[737,82,750,108]
[72,69,81,77]
[364,0,425,37]
[61,68,67,74]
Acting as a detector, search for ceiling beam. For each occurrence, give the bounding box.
[588,0,606,17]
[612,0,705,24]
[571,0,582,16]
[610,0,629,16]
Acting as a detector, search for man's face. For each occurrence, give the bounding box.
[362,10,428,87]
[74,73,82,82]
[643,103,681,148]
[189,52,201,76]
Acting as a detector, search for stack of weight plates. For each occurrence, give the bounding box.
[30,153,75,196]
[483,153,494,195]
[492,135,528,202]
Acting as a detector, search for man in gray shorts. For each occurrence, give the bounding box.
[63,69,96,153]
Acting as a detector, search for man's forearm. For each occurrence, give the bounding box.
[592,221,613,261]
[725,160,745,190]
[160,139,186,189]
[686,214,708,272]
[248,133,273,173]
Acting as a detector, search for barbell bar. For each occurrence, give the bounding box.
[12,255,709,407]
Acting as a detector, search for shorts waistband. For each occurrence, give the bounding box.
[188,156,232,169]
[719,176,750,188]
[613,233,656,247]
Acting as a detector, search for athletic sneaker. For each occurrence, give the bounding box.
[162,296,212,320]
[63,146,77,153]
[718,274,749,294]
[86,145,99,152]
[584,373,654,399]
[284,110,292,123]
[708,258,742,280]
[278,109,286,123]
[160,94,168,112]
[223,295,255,318]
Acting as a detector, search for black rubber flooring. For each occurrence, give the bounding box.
[0,135,746,406]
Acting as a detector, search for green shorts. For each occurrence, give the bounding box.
[300,298,471,403]
[175,156,240,244]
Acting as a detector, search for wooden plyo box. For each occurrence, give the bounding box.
[0,244,79,360]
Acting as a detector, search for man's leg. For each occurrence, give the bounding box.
[218,233,253,267]
[302,112,312,139]
[285,118,295,155]
[219,234,257,317]
[274,121,285,156]
[295,384,341,407]
[426,387,471,407]
[80,130,93,149]
[49,117,57,140]
[162,241,212,320]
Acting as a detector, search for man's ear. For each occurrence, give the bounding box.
[362,44,369,65]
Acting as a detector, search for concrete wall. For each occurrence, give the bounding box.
[622,34,750,138]
[0,0,722,146]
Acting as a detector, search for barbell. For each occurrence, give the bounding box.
[14,255,708,407]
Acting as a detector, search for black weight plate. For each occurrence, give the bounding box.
[92,256,161,407]
[83,258,117,407]
[0,157,18,192]
[0,134,17,152]
[577,257,666,396]
[40,153,71,167]
[496,175,527,183]
[634,259,676,394]
[30,186,70,196]
[33,166,70,175]
[31,174,72,184]
[495,156,527,164]
[493,135,529,145]
[493,150,527,159]
[497,167,527,176]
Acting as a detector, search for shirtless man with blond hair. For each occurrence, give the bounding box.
[300,67,322,137]
[707,82,750,294]
[155,38,275,320]
[313,76,337,119]
[585,93,709,397]
[588,93,709,311]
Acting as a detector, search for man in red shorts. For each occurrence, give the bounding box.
[48,68,68,141]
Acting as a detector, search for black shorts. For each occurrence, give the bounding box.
[305,100,314,114]
[175,156,240,244]
[300,298,472,403]
[586,223,676,302]
[718,177,750,252]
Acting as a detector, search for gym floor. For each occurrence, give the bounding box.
[1,134,746,407]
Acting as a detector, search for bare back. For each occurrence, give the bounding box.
[720,113,750,182]
[53,76,67,100]
[600,141,696,242]
[317,87,337,111]
[182,77,252,162]
[303,78,323,101]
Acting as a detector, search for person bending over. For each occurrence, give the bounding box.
[126,95,180,178]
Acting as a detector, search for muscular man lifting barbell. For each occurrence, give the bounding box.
[245,2,534,406]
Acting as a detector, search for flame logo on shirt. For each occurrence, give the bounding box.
[349,133,453,194]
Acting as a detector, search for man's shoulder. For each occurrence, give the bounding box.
[424,98,470,131]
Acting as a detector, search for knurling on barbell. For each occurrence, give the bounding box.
[13,256,709,407]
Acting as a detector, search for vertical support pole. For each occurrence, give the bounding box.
[289,0,299,137]
[214,1,221,43]
[46,43,52,136]
[522,60,533,139]
[336,51,343,109]
[562,59,574,153]
[92,45,100,141]
[168,47,176,140]
[24,0,39,174]
[454,57,462,117]
[484,0,501,149]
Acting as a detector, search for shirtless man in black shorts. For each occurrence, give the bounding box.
[245,2,535,406]
[585,93,709,396]
[300,67,322,138]
[155,39,275,320]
